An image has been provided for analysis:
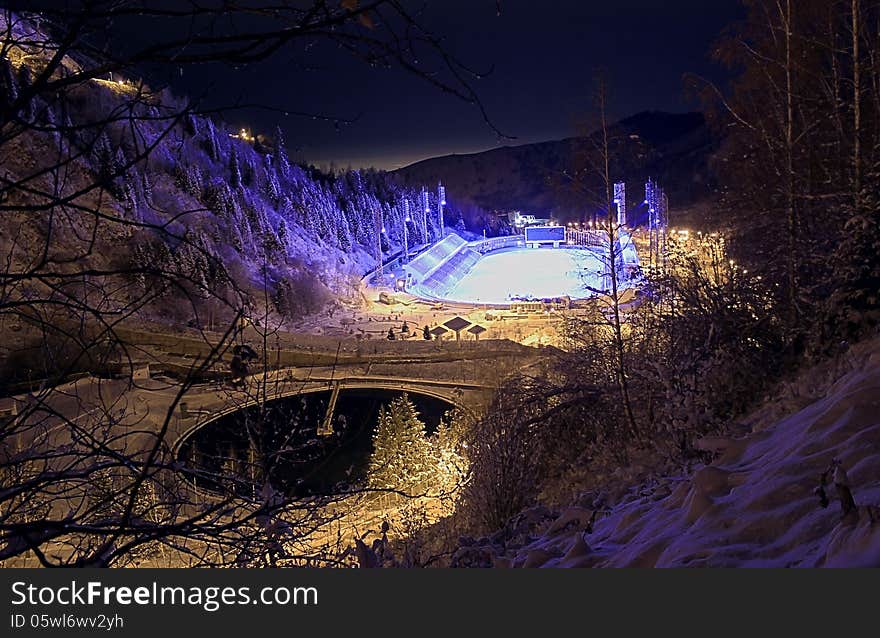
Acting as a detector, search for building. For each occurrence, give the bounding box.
[506,210,552,229]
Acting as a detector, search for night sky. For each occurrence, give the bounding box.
[122,1,746,170]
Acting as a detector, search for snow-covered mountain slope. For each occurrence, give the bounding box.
[459,337,880,567]
[1,11,439,326]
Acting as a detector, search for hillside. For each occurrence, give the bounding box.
[0,13,442,331]
[394,111,716,226]
[452,337,880,567]
[0,12,452,390]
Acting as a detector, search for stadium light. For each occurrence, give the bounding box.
[420,189,429,243]
[614,181,626,226]
[437,182,446,238]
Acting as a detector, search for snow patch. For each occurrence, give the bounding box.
[498,337,880,567]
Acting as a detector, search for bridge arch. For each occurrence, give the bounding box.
[171,376,491,456]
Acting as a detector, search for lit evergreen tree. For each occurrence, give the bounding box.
[273,125,290,179]
[203,118,219,160]
[277,217,288,248]
[368,394,430,493]
[229,146,242,190]
[93,132,115,185]
[241,152,256,187]
[264,154,281,203]
[454,212,467,234]
[428,408,470,500]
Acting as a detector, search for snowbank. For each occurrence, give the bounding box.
[461,337,880,567]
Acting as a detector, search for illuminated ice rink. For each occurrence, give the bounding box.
[445,248,605,304]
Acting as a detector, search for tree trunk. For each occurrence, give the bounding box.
[853,0,862,210]
[782,0,799,321]
[596,77,639,440]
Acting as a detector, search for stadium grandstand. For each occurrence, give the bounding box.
[403,233,482,299]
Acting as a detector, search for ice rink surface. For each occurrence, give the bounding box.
[445,247,605,304]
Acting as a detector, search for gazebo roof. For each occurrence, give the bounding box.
[429,325,449,336]
[466,324,487,335]
[443,316,471,332]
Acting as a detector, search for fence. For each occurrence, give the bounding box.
[469,234,525,253]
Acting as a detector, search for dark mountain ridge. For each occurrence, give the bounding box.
[394,111,716,226]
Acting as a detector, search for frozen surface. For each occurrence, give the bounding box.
[445,248,605,304]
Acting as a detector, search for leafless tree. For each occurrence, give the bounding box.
[0,3,498,567]
[553,74,640,441]
[694,0,880,340]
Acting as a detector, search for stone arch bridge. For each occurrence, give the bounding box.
[168,369,495,455]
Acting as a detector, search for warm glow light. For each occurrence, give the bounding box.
[230,127,255,142]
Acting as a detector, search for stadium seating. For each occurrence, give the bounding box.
[416,247,480,298]
[403,233,468,282]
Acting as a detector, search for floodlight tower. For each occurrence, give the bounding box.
[645,178,659,270]
[402,199,410,262]
[437,182,447,238]
[660,191,669,269]
[644,178,669,271]
[421,188,430,243]
[654,180,660,269]
[614,181,626,227]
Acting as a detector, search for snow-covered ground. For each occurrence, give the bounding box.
[452,337,880,567]
[445,248,605,304]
